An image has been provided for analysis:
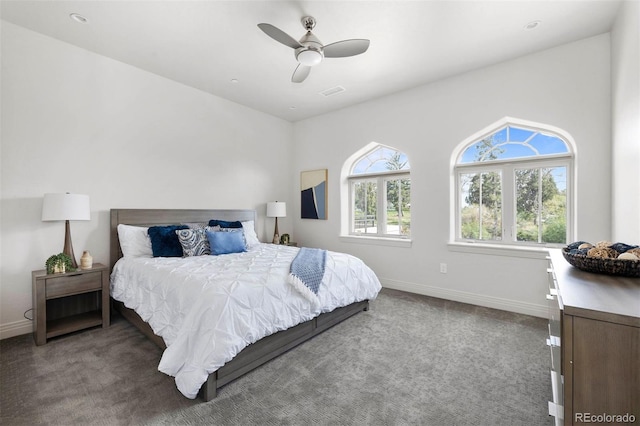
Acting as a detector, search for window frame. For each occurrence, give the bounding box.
[456,166,504,242]
[453,120,575,248]
[344,142,412,241]
[348,169,411,238]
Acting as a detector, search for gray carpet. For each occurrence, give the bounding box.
[0,289,552,425]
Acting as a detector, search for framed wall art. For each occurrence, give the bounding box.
[300,169,327,220]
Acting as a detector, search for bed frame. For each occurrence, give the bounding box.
[109,208,369,401]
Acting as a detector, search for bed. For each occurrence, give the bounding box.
[109,208,381,401]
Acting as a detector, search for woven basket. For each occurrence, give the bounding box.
[562,247,640,278]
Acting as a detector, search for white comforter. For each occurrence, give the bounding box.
[110,243,381,398]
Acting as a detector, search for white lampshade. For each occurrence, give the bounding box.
[266,201,287,218]
[42,193,90,221]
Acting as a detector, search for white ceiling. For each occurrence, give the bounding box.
[1,0,622,122]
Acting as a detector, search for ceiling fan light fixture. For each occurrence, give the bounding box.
[297,49,323,67]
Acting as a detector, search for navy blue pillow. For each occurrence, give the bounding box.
[206,230,247,255]
[208,219,243,229]
[148,225,188,257]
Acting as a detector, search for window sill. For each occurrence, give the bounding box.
[340,235,412,248]
[447,241,554,259]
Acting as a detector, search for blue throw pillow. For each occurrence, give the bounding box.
[148,225,188,257]
[208,219,243,229]
[206,230,247,255]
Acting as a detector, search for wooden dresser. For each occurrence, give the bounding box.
[546,249,639,425]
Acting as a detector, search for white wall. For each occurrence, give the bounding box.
[0,22,294,338]
[292,34,612,317]
[611,0,640,243]
[2,17,631,338]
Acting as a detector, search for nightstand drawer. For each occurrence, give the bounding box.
[46,271,102,299]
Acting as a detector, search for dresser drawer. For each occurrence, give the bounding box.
[549,369,564,425]
[547,335,562,373]
[547,266,562,339]
[46,271,102,299]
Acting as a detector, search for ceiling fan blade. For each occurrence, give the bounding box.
[258,23,302,49]
[323,39,370,58]
[292,64,311,83]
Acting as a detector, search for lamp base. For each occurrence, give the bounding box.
[63,220,78,269]
[272,217,280,245]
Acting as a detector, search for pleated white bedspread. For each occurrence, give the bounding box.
[110,243,381,398]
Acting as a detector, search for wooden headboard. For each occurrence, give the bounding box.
[109,208,257,270]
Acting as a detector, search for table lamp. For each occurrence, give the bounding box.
[266,201,286,244]
[42,193,90,268]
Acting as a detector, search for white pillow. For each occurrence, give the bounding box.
[241,220,260,248]
[117,224,153,258]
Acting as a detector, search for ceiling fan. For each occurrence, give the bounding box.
[258,16,370,83]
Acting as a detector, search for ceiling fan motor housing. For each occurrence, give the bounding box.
[295,31,323,66]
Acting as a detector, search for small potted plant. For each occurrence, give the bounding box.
[45,253,75,274]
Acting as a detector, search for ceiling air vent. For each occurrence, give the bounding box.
[319,86,346,97]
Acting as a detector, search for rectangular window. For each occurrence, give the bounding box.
[515,166,567,244]
[384,178,411,236]
[350,174,411,238]
[352,180,377,234]
[459,171,502,241]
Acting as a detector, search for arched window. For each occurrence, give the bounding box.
[346,143,411,238]
[454,118,574,246]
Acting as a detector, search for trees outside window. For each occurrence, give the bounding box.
[460,170,502,241]
[349,145,411,238]
[455,121,573,246]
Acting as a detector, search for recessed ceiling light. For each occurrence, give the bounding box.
[230,79,239,84]
[69,13,89,24]
[289,106,297,110]
[524,20,541,30]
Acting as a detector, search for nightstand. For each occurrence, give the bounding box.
[32,263,110,345]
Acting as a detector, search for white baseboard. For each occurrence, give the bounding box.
[380,278,547,318]
[0,319,33,340]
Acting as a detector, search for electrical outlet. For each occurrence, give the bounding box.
[440,263,447,274]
